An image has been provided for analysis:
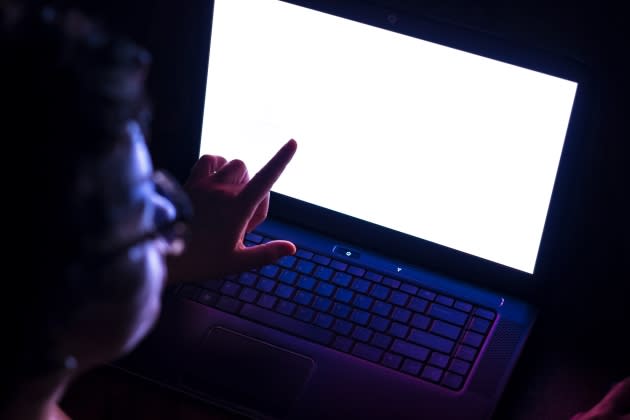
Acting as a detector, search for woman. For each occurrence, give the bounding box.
[1,4,296,419]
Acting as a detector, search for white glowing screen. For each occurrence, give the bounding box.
[199,0,578,273]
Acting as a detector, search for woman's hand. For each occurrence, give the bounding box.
[167,139,297,283]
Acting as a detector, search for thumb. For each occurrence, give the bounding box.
[235,240,296,271]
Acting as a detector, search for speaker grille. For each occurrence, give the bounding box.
[469,318,527,398]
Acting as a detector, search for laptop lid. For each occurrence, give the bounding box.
[196,0,585,302]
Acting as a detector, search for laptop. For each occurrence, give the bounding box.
[115,0,586,418]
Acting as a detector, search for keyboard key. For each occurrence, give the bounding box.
[245,232,263,243]
[352,326,373,342]
[430,320,461,340]
[240,304,333,345]
[276,300,296,316]
[427,304,468,326]
[373,301,393,317]
[332,272,352,287]
[428,352,450,368]
[401,359,423,375]
[389,291,410,306]
[454,301,473,312]
[392,307,412,323]
[365,271,383,282]
[277,255,296,268]
[352,294,373,310]
[352,343,383,363]
[237,272,257,287]
[296,260,315,274]
[391,340,430,361]
[408,329,454,354]
[370,284,391,300]
[455,345,477,362]
[274,284,294,299]
[388,323,409,338]
[295,306,315,323]
[382,277,401,288]
[314,313,334,329]
[449,359,470,376]
[407,297,429,313]
[239,287,258,303]
[314,282,335,297]
[313,266,334,281]
[313,254,331,265]
[370,333,392,349]
[382,353,402,369]
[330,260,348,271]
[442,372,464,390]
[421,365,443,383]
[220,281,241,297]
[313,296,332,312]
[410,313,430,330]
[351,278,370,293]
[463,331,484,348]
[369,316,390,332]
[350,309,370,326]
[333,319,353,335]
[257,294,277,309]
[332,336,353,352]
[259,264,279,278]
[332,303,351,318]
[470,317,491,334]
[216,296,242,314]
[278,270,298,284]
[294,290,314,306]
[348,266,366,277]
[474,307,496,320]
[418,289,436,301]
[256,278,275,293]
[400,283,419,295]
[296,249,314,259]
[297,275,316,290]
[436,295,454,306]
[196,290,219,307]
[334,288,353,303]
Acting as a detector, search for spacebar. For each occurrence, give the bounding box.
[240,304,334,346]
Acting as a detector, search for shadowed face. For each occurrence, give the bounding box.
[64,121,180,367]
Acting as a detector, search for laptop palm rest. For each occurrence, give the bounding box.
[181,327,315,418]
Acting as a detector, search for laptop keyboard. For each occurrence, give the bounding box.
[178,232,496,392]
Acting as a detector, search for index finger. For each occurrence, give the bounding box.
[239,139,297,210]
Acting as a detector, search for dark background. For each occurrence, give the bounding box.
[58,0,628,418]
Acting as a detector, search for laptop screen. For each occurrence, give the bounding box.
[199,0,578,274]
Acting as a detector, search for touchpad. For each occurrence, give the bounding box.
[181,327,315,418]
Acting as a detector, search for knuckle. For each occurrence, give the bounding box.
[230,159,247,171]
[199,154,214,163]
